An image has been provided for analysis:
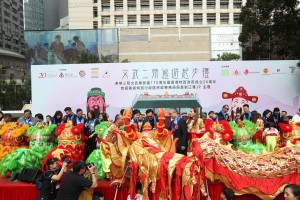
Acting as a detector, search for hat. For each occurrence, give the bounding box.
[47,157,58,165]
[222,86,258,103]
[55,35,61,39]
[87,87,105,98]
[73,36,79,40]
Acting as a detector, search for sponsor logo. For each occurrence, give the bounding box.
[233,69,241,75]
[289,66,296,74]
[271,68,285,75]
[38,73,46,78]
[79,70,86,77]
[262,68,270,75]
[59,73,64,78]
[46,71,57,78]
[221,69,230,76]
[243,69,260,75]
[65,73,77,78]
[91,68,99,78]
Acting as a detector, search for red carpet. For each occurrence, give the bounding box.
[0,176,284,200]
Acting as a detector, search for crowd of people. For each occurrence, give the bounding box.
[0,105,300,200]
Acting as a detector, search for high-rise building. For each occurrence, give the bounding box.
[0,0,26,80]
[68,0,245,29]
[24,0,44,30]
[23,0,69,30]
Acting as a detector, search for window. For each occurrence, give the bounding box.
[128,15,137,26]
[220,13,229,24]
[102,16,110,26]
[141,0,149,10]
[102,0,110,11]
[193,13,202,25]
[167,0,176,9]
[94,0,98,3]
[141,15,150,25]
[234,13,240,24]
[115,0,123,11]
[180,14,189,25]
[180,0,189,9]
[115,15,124,26]
[220,0,229,9]
[128,0,136,11]
[207,13,216,24]
[154,14,163,25]
[193,0,202,8]
[93,7,98,17]
[154,0,163,10]
[167,14,176,25]
[233,0,242,8]
[207,0,215,9]
[93,21,98,29]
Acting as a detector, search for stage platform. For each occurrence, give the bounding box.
[0,176,284,200]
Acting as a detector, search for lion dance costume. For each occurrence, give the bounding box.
[0,122,57,176]
[42,121,87,170]
[0,122,29,161]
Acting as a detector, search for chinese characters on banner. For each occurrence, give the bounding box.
[117,67,216,91]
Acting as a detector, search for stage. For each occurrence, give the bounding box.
[0,176,285,200]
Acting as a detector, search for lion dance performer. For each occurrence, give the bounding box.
[0,122,57,177]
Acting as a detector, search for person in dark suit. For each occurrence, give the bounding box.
[168,108,188,155]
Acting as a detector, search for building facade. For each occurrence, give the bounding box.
[0,0,26,80]
[69,0,246,29]
[67,0,244,61]
[24,0,44,30]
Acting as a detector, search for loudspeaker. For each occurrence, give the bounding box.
[18,168,41,183]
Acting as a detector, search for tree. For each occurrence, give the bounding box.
[0,79,31,110]
[239,0,300,60]
[211,53,241,61]
[75,52,100,63]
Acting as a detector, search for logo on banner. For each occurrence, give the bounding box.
[59,73,64,78]
[79,70,86,77]
[233,69,241,75]
[46,71,57,78]
[262,68,270,75]
[244,69,249,75]
[289,66,296,74]
[91,68,99,78]
[221,69,230,76]
[38,73,46,78]
[65,73,77,78]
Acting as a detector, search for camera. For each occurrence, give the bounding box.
[64,160,72,165]
[87,162,95,168]
[61,155,72,165]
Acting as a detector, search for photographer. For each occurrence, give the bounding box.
[38,158,68,200]
[56,161,98,200]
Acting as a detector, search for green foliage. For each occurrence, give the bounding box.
[121,58,130,63]
[211,53,241,61]
[0,78,31,110]
[239,0,300,60]
[75,52,100,63]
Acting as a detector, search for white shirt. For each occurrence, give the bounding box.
[292,113,300,123]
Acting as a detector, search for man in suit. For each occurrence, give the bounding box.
[168,108,188,155]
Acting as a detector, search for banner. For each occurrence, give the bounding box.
[32,61,300,118]
[24,29,118,72]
